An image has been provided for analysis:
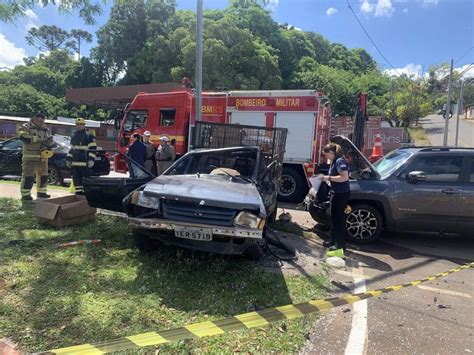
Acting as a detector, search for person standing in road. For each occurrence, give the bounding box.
[321,143,350,256]
[143,131,156,175]
[127,133,147,178]
[155,136,175,175]
[18,113,54,200]
[67,118,97,195]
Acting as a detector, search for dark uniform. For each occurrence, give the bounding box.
[328,156,350,250]
[18,118,53,199]
[67,129,97,195]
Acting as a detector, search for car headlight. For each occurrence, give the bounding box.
[234,212,261,229]
[136,191,160,209]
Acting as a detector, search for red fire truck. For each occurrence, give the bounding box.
[114,89,332,202]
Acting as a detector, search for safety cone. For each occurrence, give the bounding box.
[369,132,384,163]
[69,180,75,194]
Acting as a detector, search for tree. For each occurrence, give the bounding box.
[26,25,69,52]
[69,29,93,59]
[0,0,103,25]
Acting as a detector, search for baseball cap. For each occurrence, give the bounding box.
[144,130,151,137]
[159,136,170,142]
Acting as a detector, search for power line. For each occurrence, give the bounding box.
[458,63,474,78]
[345,0,401,75]
[454,46,474,64]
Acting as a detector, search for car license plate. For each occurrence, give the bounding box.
[174,226,212,241]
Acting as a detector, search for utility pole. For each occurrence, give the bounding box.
[195,0,203,122]
[443,59,453,146]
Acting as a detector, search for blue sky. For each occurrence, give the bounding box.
[1,0,473,76]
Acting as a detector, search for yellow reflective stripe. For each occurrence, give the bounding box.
[126,332,168,347]
[23,154,41,158]
[185,321,225,338]
[235,312,269,329]
[72,145,88,150]
[88,153,97,158]
[88,142,97,147]
[71,162,87,167]
[53,343,104,354]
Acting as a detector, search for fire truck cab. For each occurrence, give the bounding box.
[115,89,332,202]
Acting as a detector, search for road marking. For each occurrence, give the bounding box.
[417,285,472,299]
[345,266,368,355]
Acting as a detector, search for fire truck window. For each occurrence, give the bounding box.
[160,109,176,127]
[124,110,148,131]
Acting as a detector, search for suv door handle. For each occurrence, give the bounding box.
[441,189,461,195]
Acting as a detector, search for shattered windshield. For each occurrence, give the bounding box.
[167,149,259,180]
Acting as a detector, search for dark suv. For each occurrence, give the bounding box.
[305,136,474,242]
[0,135,110,185]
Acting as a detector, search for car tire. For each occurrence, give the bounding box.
[133,230,156,253]
[344,204,383,243]
[48,165,62,185]
[245,243,264,261]
[278,167,307,203]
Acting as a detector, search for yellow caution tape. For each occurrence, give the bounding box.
[43,262,474,354]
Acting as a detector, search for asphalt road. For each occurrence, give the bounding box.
[303,230,474,355]
[421,114,474,147]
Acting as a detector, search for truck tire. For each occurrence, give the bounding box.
[133,230,156,253]
[344,204,383,243]
[278,167,307,203]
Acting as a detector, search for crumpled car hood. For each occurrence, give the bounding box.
[142,174,265,215]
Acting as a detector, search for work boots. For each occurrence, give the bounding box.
[37,193,51,198]
[21,195,33,201]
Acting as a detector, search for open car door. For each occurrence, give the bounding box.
[83,153,155,212]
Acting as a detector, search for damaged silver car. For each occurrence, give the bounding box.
[84,122,287,259]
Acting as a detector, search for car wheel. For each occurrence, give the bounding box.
[133,230,156,253]
[245,243,264,261]
[345,204,383,243]
[48,165,61,185]
[278,168,307,203]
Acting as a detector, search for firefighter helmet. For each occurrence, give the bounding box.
[40,149,54,159]
[75,117,86,125]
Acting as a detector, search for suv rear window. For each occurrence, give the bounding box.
[410,156,463,183]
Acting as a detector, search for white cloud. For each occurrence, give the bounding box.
[375,0,395,17]
[403,8,408,12]
[360,0,395,17]
[361,0,375,14]
[423,0,439,5]
[0,34,27,69]
[23,9,39,31]
[24,9,38,20]
[456,64,474,79]
[326,7,338,16]
[384,63,423,78]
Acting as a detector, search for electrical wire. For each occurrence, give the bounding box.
[454,46,474,64]
[345,0,401,75]
[457,63,474,78]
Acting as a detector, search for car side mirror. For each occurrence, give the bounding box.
[407,171,426,184]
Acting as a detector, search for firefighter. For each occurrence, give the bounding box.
[143,131,156,175]
[155,136,175,175]
[67,118,97,195]
[18,113,54,201]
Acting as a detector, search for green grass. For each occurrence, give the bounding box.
[0,198,329,354]
[0,179,69,191]
[406,126,431,146]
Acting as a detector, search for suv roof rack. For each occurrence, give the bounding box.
[418,147,474,152]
